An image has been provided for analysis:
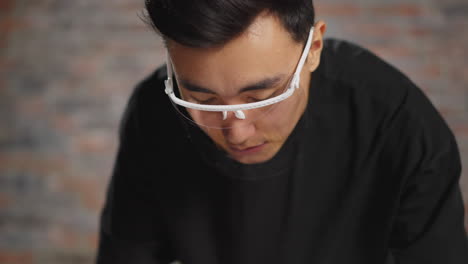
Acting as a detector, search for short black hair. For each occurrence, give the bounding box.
[143,0,315,48]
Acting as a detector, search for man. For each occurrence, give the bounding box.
[96,0,468,263]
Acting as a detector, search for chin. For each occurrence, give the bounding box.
[231,155,271,164]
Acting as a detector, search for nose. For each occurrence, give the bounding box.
[222,112,256,145]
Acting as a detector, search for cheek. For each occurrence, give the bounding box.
[259,91,306,138]
[259,103,294,138]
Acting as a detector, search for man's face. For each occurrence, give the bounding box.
[168,14,323,164]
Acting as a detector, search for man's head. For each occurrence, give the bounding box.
[144,0,326,164]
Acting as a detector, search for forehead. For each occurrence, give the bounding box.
[167,14,302,95]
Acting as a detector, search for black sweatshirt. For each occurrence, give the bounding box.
[96,38,468,264]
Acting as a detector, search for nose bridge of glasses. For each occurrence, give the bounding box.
[222,110,246,120]
[220,112,256,132]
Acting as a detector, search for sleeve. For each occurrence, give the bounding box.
[387,82,468,263]
[95,83,175,264]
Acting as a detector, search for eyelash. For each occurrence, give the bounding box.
[192,88,281,104]
[196,98,216,104]
[194,96,267,105]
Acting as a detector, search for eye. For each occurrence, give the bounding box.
[192,96,216,104]
[246,89,279,103]
[247,97,263,103]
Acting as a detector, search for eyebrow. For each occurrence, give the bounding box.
[179,74,286,95]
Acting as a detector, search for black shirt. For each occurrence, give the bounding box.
[96,38,468,264]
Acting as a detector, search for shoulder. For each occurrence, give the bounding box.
[319,38,413,108]
[313,38,415,138]
[322,38,453,130]
[317,39,456,163]
[321,38,407,83]
[317,38,443,129]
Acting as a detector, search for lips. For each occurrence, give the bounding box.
[229,142,267,154]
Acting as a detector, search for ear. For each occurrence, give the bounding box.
[305,20,327,72]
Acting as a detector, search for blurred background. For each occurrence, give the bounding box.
[0,0,467,263]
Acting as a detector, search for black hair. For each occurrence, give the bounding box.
[143,0,315,48]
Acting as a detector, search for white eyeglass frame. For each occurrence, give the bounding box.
[164,26,315,120]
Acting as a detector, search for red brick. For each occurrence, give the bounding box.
[356,24,400,38]
[0,193,12,208]
[49,227,82,249]
[18,97,46,116]
[409,27,431,37]
[0,17,24,32]
[59,175,104,212]
[0,58,14,72]
[421,65,441,79]
[52,115,77,134]
[315,3,361,16]
[118,2,142,11]
[0,0,13,12]
[452,124,468,137]
[50,229,100,251]
[0,17,27,50]
[369,4,424,17]
[0,250,33,264]
[0,153,68,174]
[71,57,99,77]
[75,133,115,154]
[88,233,99,250]
[0,32,6,50]
[366,45,412,58]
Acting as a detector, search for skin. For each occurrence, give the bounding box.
[168,13,327,164]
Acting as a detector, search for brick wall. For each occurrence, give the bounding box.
[0,0,467,263]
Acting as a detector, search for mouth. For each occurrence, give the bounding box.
[229,142,268,155]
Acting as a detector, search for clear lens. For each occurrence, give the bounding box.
[169,84,289,129]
